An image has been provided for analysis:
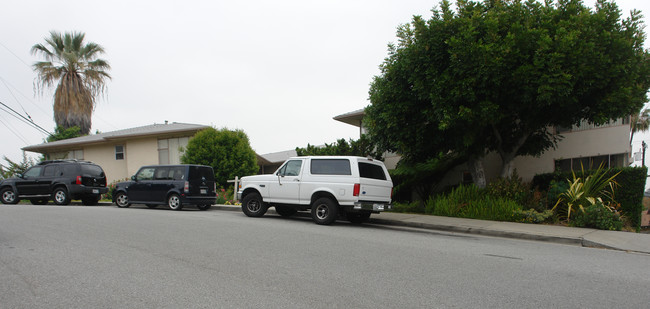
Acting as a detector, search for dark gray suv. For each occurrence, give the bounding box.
[113,164,217,210]
[0,160,108,206]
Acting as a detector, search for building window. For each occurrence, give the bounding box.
[68,149,83,160]
[115,145,125,160]
[158,137,189,165]
[554,153,627,172]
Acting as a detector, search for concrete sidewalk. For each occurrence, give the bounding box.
[212,205,650,254]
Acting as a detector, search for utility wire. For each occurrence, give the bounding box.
[0,101,51,135]
[0,117,29,144]
[0,75,51,118]
[0,41,31,67]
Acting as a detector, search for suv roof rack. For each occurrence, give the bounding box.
[38,159,93,165]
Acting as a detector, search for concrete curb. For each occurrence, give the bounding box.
[367,217,585,246]
[94,203,650,254]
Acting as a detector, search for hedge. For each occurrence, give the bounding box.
[532,166,647,230]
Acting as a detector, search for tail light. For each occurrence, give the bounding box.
[184,181,189,193]
[353,183,360,196]
[76,176,82,185]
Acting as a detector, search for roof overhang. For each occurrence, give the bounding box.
[333,108,365,127]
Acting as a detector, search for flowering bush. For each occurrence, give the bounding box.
[216,187,237,205]
[102,179,128,201]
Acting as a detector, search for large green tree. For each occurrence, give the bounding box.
[366,0,650,187]
[181,127,258,187]
[31,31,111,135]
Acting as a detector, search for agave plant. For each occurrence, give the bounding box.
[552,164,619,222]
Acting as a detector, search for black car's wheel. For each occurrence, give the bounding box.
[347,212,371,224]
[146,204,158,208]
[30,198,48,205]
[197,204,211,211]
[275,206,297,217]
[82,196,100,206]
[241,193,268,217]
[52,187,71,205]
[311,197,339,225]
[115,192,130,208]
[168,194,183,211]
[1,188,19,204]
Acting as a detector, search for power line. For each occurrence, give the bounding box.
[0,41,31,68]
[0,117,29,144]
[0,101,51,135]
[0,75,51,118]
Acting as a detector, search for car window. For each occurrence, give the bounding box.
[23,166,43,178]
[43,165,61,177]
[189,166,214,181]
[311,159,351,175]
[155,167,171,180]
[170,167,185,180]
[136,167,155,181]
[358,162,387,180]
[62,164,78,176]
[278,160,302,177]
[81,164,104,177]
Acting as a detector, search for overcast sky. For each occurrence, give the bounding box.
[1,0,649,165]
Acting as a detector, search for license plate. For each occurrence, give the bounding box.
[200,189,207,194]
[92,189,99,194]
[373,203,384,211]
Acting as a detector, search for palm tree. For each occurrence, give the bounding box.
[31,31,111,135]
[630,108,650,145]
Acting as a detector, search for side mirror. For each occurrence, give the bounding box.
[17,173,23,179]
[131,175,137,181]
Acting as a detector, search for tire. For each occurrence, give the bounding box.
[275,206,297,217]
[241,193,268,217]
[82,196,100,206]
[347,212,371,224]
[146,204,158,209]
[1,188,19,204]
[197,204,211,211]
[311,197,339,225]
[167,194,183,211]
[52,187,71,205]
[30,198,49,205]
[115,192,130,208]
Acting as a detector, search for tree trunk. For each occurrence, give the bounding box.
[500,155,516,178]
[468,156,487,189]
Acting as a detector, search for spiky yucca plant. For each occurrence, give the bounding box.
[552,164,620,222]
[31,31,111,135]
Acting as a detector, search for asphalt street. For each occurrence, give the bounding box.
[1,205,649,308]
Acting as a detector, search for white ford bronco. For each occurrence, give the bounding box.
[237,156,393,225]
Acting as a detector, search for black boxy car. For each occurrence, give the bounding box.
[0,160,108,206]
[113,164,217,210]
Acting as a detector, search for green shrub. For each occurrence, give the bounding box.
[426,184,522,221]
[391,201,425,213]
[547,180,569,209]
[486,170,528,203]
[533,166,646,229]
[485,170,547,212]
[513,209,554,224]
[570,203,623,231]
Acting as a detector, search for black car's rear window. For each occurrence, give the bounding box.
[81,164,105,177]
[358,162,386,180]
[189,166,215,181]
[311,159,351,175]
